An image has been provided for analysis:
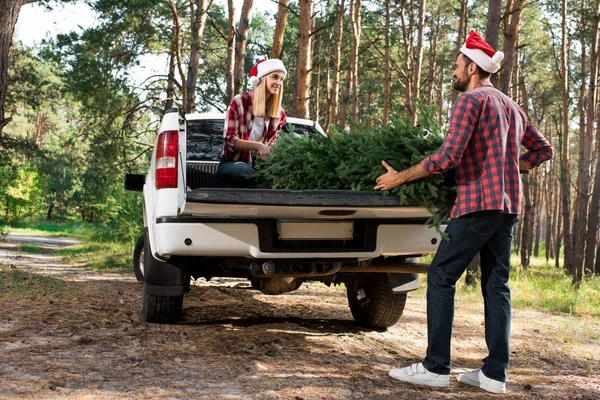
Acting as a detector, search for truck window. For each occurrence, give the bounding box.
[187,119,225,161]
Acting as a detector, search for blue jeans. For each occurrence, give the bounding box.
[421,211,519,382]
[216,160,256,188]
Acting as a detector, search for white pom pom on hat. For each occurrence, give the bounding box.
[248,58,287,89]
[460,30,504,73]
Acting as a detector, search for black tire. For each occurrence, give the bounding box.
[346,273,407,329]
[141,286,183,323]
[133,234,145,282]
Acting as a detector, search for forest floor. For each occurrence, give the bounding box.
[1,233,599,400]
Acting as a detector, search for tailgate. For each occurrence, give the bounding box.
[181,188,432,220]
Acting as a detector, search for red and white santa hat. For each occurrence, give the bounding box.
[248,58,287,89]
[460,30,504,73]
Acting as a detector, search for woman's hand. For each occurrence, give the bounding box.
[256,143,271,158]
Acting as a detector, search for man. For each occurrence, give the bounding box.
[375,30,553,394]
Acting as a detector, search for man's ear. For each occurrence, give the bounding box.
[468,62,478,76]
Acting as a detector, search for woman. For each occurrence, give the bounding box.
[216,58,287,187]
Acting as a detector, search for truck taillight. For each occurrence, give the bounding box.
[155,130,179,189]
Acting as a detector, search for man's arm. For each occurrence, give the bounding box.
[374,161,430,191]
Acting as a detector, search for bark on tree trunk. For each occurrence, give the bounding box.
[314,36,321,121]
[572,0,594,277]
[350,0,361,125]
[185,0,209,114]
[453,0,468,103]
[560,0,574,280]
[583,0,600,275]
[233,0,254,95]
[271,0,289,60]
[0,0,26,137]
[339,0,356,130]
[225,0,236,104]
[426,16,439,106]
[383,0,391,125]
[325,0,345,132]
[500,0,526,95]
[165,46,176,111]
[168,0,187,111]
[486,0,503,87]
[409,0,426,126]
[294,0,313,119]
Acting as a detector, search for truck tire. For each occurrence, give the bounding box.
[133,234,144,282]
[141,288,183,323]
[346,274,407,329]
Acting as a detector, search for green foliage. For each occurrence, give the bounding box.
[0,164,44,221]
[255,106,456,227]
[509,256,600,318]
[56,240,132,273]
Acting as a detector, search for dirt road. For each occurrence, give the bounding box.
[1,234,599,399]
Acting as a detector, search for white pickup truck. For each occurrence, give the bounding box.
[125,108,446,329]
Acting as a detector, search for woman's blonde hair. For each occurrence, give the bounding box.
[252,73,284,119]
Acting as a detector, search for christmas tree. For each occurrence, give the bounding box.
[255,107,456,229]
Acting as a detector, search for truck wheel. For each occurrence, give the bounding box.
[133,234,145,282]
[346,274,407,329]
[141,287,183,323]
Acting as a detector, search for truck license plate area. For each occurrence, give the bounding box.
[278,222,353,240]
[257,220,377,253]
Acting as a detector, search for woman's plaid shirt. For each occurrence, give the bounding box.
[421,82,553,218]
[221,91,286,165]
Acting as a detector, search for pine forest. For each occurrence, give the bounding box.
[1,0,600,285]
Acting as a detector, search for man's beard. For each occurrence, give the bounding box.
[453,77,468,92]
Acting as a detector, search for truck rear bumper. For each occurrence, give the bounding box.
[152,216,444,259]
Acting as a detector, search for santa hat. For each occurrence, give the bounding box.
[460,30,504,73]
[248,59,287,90]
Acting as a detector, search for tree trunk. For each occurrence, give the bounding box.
[233,0,254,95]
[225,0,236,103]
[453,0,468,102]
[168,0,186,110]
[271,0,289,60]
[572,0,595,277]
[560,0,574,279]
[339,0,356,129]
[314,36,321,121]
[165,46,176,111]
[486,0,503,86]
[426,16,439,106]
[382,0,391,125]
[500,0,526,95]
[519,66,533,268]
[294,0,313,119]
[350,0,361,125]
[185,0,209,114]
[0,0,26,137]
[583,0,600,275]
[409,0,426,126]
[325,0,345,132]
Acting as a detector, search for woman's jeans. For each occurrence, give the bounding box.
[216,160,256,188]
[421,211,519,382]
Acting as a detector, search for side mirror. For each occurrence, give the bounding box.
[125,174,145,192]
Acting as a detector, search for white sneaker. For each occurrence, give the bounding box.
[456,369,506,394]
[389,362,450,388]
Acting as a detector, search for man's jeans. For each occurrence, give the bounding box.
[422,211,519,382]
[216,160,256,188]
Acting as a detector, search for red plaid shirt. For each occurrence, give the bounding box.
[221,91,286,165]
[421,82,553,218]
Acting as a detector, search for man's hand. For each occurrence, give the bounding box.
[374,161,401,191]
[375,161,430,191]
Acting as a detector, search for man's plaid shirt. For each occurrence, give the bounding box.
[421,82,553,219]
[221,91,286,165]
